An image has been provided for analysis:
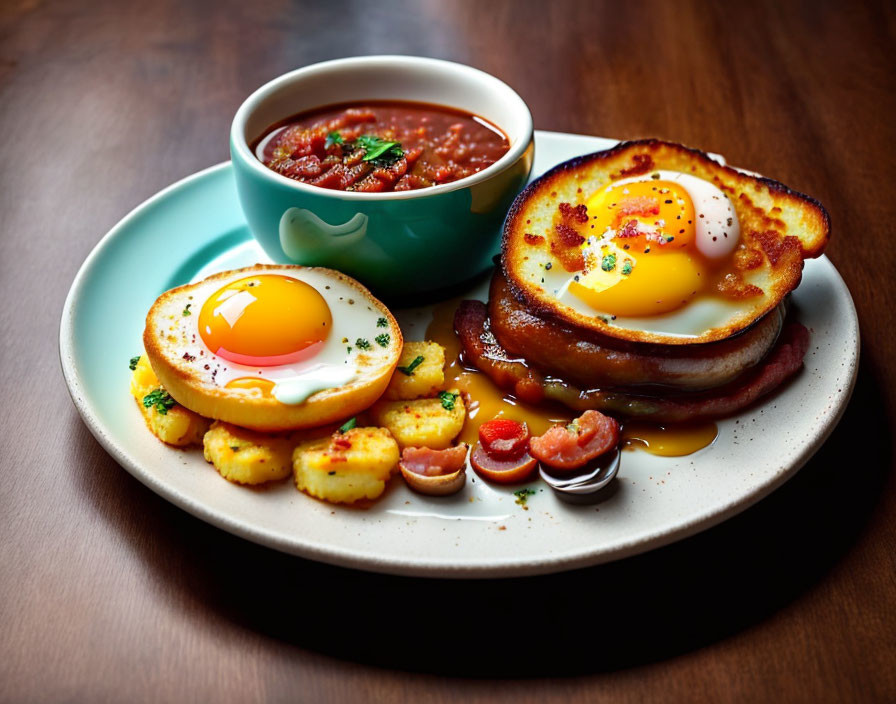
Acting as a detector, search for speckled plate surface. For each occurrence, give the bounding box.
[59,131,859,578]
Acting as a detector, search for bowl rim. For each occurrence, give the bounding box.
[230,55,534,202]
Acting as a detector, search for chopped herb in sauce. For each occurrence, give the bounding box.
[182,303,192,316]
[621,259,633,276]
[397,355,425,375]
[355,134,404,165]
[338,417,357,434]
[601,253,617,272]
[376,317,388,328]
[143,389,176,415]
[355,338,371,350]
[438,390,458,411]
[375,333,390,347]
[129,355,141,371]
[325,131,344,148]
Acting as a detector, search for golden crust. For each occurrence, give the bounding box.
[502,139,830,345]
[143,264,402,432]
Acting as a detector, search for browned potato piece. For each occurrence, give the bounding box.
[384,341,446,400]
[130,354,209,446]
[293,427,400,504]
[203,421,294,485]
[370,389,465,449]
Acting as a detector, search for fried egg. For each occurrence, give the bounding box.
[503,140,829,344]
[566,171,740,318]
[143,265,402,431]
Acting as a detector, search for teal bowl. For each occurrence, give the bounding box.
[230,56,534,299]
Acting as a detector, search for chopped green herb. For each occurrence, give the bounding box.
[438,391,458,411]
[346,346,352,354]
[229,445,240,452]
[397,355,425,376]
[142,389,176,415]
[182,303,192,316]
[338,417,357,434]
[665,235,675,243]
[356,134,404,165]
[376,317,388,328]
[621,259,633,276]
[375,333,390,348]
[325,131,344,148]
[129,355,141,371]
[355,338,371,350]
[513,488,537,508]
[601,253,617,272]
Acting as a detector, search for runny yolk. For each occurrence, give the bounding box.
[426,297,717,457]
[224,377,276,395]
[569,179,708,317]
[199,274,332,367]
[621,421,718,457]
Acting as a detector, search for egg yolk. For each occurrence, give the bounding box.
[199,275,332,366]
[569,179,708,317]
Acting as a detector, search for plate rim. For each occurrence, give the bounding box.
[59,133,860,578]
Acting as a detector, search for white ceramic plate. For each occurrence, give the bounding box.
[60,131,859,578]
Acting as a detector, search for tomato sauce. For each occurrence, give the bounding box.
[253,101,510,192]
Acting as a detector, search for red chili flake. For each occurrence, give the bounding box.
[182,353,195,362]
[332,436,352,450]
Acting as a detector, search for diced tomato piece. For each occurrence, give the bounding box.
[478,419,530,460]
[528,410,620,472]
[470,443,537,484]
[278,155,322,180]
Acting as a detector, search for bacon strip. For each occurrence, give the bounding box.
[454,300,809,422]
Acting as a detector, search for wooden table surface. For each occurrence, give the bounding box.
[3,0,894,701]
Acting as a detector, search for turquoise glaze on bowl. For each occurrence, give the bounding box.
[230,56,534,298]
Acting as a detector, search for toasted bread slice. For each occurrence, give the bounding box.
[503,139,830,345]
[143,264,402,431]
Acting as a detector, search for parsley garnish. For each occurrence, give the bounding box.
[397,355,425,376]
[129,355,141,371]
[438,391,458,411]
[338,417,357,433]
[346,346,352,354]
[601,253,617,272]
[375,333,390,347]
[355,338,371,350]
[325,131,344,148]
[356,134,404,166]
[513,488,537,508]
[621,259,633,276]
[142,389,176,415]
[182,303,192,316]
[376,317,388,328]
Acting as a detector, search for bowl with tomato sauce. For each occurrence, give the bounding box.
[230,55,534,298]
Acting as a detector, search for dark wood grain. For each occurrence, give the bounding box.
[2,0,894,701]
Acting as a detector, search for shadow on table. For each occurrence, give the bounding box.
[71,358,891,677]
